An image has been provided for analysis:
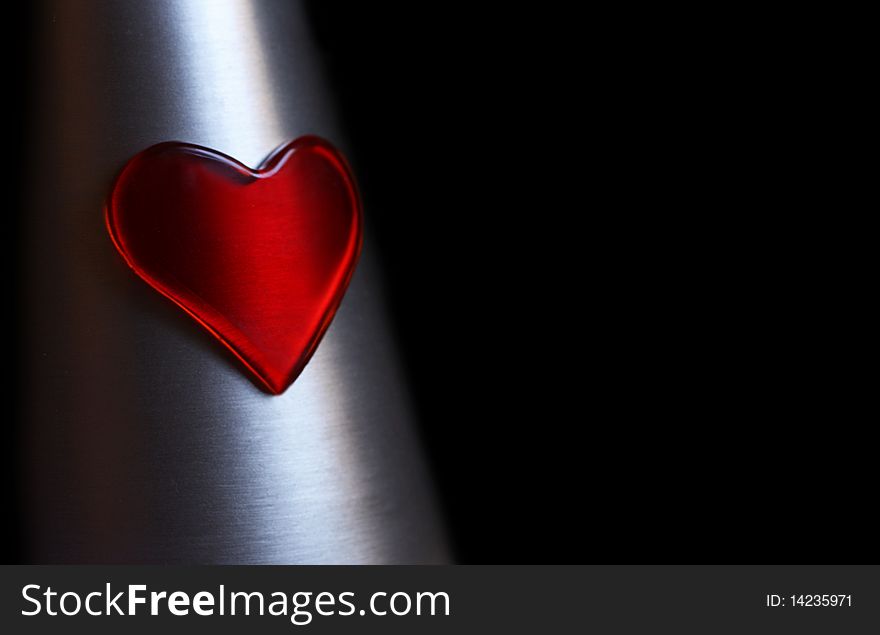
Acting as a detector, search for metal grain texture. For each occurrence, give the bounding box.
[21,0,448,564]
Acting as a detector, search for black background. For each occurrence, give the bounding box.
[4,4,872,563]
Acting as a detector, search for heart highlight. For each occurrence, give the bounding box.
[106,136,363,394]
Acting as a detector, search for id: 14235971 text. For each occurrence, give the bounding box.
[766,594,852,607]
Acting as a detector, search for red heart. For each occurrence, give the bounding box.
[106,136,363,395]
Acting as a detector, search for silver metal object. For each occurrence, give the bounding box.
[22,0,448,563]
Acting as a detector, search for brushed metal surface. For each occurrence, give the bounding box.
[22,0,448,563]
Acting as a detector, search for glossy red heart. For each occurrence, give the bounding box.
[106,136,363,394]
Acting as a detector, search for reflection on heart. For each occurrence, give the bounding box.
[106,136,363,394]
